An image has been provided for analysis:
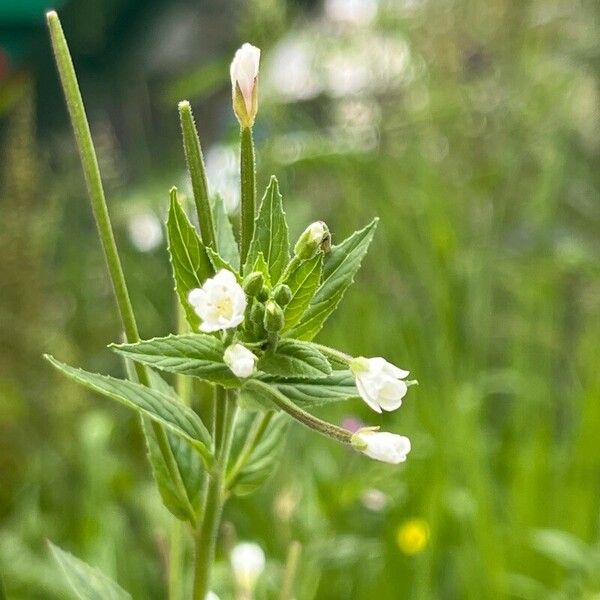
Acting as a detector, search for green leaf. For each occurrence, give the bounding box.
[251,252,271,286]
[48,542,131,600]
[288,219,378,341]
[261,371,359,407]
[167,188,213,330]
[243,176,289,282]
[45,355,212,462]
[282,253,323,332]
[211,194,240,268]
[205,246,240,280]
[111,334,238,387]
[232,413,288,496]
[258,339,332,379]
[142,418,203,522]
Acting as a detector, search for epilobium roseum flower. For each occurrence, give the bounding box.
[224,343,258,378]
[352,429,411,464]
[188,269,247,332]
[230,43,260,128]
[230,542,266,594]
[350,356,410,413]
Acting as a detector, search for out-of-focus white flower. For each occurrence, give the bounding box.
[230,43,260,127]
[350,357,409,413]
[230,542,266,593]
[127,211,163,252]
[352,429,411,464]
[205,145,240,214]
[325,0,378,25]
[206,592,220,600]
[188,270,246,332]
[361,488,388,511]
[224,343,257,378]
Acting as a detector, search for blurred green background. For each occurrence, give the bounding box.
[1,0,600,598]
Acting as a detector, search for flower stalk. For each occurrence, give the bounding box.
[240,126,256,268]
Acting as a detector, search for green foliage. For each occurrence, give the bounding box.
[288,219,378,341]
[48,542,131,600]
[45,356,212,463]
[281,253,323,332]
[257,339,332,379]
[210,194,240,268]
[243,176,290,282]
[167,188,213,330]
[112,334,238,387]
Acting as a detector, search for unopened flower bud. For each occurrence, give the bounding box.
[257,285,270,302]
[224,343,258,378]
[272,284,292,307]
[351,428,411,464]
[230,43,260,128]
[264,300,284,332]
[250,301,265,325]
[243,271,264,297]
[294,221,330,260]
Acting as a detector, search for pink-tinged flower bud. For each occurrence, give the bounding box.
[230,43,260,128]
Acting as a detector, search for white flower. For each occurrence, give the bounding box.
[352,429,411,464]
[350,356,410,413]
[224,343,257,378]
[230,542,265,593]
[188,270,247,332]
[230,43,260,127]
[127,210,163,252]
[206,593,220,600]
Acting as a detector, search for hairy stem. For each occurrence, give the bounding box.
[193,389,238,599]
[178,101,216,249]
[245,380,353,444]
[240,126,256,269]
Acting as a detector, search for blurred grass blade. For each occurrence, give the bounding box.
[288,219,378,341]
[48,542,131,600]
[178,100,216,249]
[211,194,240,268]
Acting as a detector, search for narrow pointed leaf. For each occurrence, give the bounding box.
[282,253,323,331]
[205,246,240,280]
[211,194,240,268]
[45,355,212,461]
[243,176,289,282]
[112,334,238,387]
[258,339,332,379]
[48,542,131,600]
[288,219,378,341]
[167,188,213,330]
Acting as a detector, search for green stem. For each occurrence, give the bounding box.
[245,380,352,445]
[311,343,353,367]
[193,390,238,600]
[280,541,302,600]
[225,411,273,490]
[178,101,216,249]
[240,126,256,269]
[47,4,192,564]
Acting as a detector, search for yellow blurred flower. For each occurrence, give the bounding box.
[396,518,430,555]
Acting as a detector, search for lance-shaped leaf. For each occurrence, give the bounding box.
[243,176,289,282]
[48,541,132,600]
[230,412,289,496]
[261,370,359,407]
[167,188,213,330]
[211,194,240,269]
[258,339,332,379]
[282,253,323,332]
[288,219,378,341]
[45,355,212,463]
[142,418,203,522]
[205,246,240,280]
[112,334,238,387]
